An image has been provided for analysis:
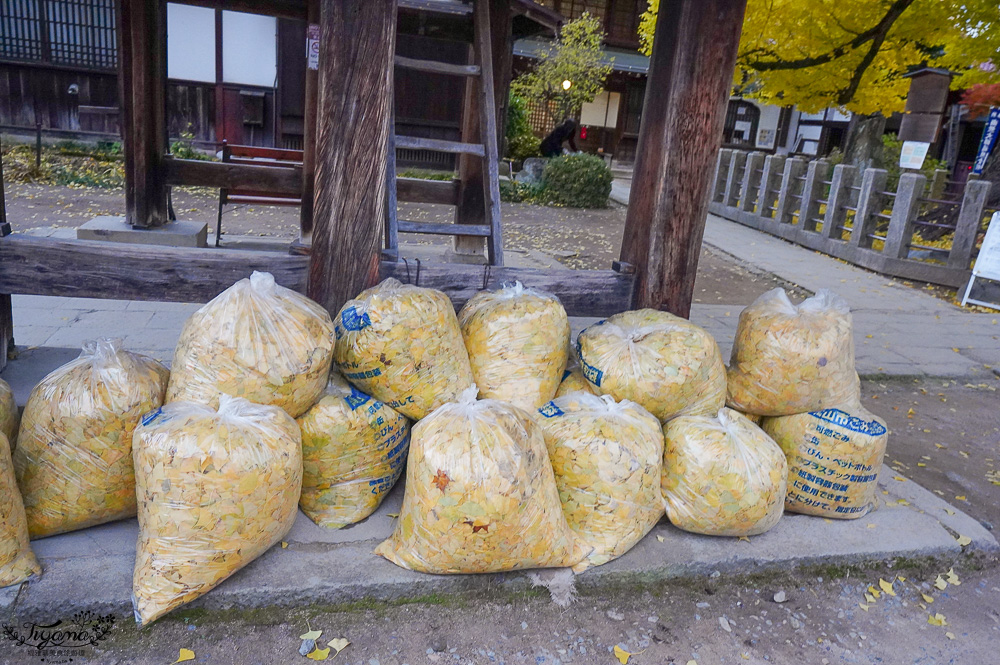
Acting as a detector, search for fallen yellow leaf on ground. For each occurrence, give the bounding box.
[946,568,961,585]
[327,638,350,654]
[613,645,631,664]
[955,495,966,501]
[945,632,956,640]
[173,649,195,663]
[934,576,948,590]
[956,535,972,546]
[858,603,869,611]
[922,593,934,603]
[300,629,322,641]
[928,613,948,627]
[879,578,896,596]
[306,647,331,661]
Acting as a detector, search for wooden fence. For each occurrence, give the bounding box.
[708,149,996,288]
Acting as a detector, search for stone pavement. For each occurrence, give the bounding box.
[1,213,998,622]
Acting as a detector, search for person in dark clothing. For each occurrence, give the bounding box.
[540,118,578,157]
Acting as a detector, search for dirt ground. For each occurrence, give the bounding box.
[5,183,807,307]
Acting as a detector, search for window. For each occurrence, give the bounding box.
[0,0,117,70]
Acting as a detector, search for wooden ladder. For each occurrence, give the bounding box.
[385,0,504,266]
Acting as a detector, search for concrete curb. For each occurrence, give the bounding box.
[2,467,993,623]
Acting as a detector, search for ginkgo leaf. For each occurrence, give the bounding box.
[945,632,956,640]
[935,576,948,590]
[738,536,750,542]
[946,568,961,585]
[955,495,967,501]
[327,638,350,654]
[928,613,948,627]
[897,499,910,506]
[858,603,869,611]
[300,629,323,641]
[656,535,664,543]
[897,576,906,582]
[614,645,631,664]
[865,593,877,603]
[893,476,907,482]
[956,535,972,547]
[879,578,896,596]
[281,541,288,549]
[174,649,196,663]
[306,647,331,661]
[867,585,881,599]
[922,593,934,603]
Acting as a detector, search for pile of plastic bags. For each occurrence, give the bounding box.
[14,339,169,538]
[334,279,474,420]
[298,373,410,529]
[536,393,663,571]
[131,396,302,625]
[576,310,726,422]
[375,387,590,573]
[459,282,569,410]
[167,271,335,418]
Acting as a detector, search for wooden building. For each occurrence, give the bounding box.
[0,0,559,156]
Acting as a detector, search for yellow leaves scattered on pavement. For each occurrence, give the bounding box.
[927,613,948,627]
[879,578,896,596]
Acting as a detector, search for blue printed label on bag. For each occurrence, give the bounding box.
[340,306,371,331]
[344,367,382,381]
[344,386,371,411]
[810,408,887,437]
[575,341,603,387]
[538,402,564,418]
[141,408,163,427]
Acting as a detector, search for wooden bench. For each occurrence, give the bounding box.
[217,142,303,246]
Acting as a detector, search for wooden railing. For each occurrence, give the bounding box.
[708,149,994,288]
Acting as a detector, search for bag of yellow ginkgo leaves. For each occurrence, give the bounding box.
[334,278,473,420]
[762,404,887,519]
[0,378,18,450]
[132,396,302,625]
[575,310,726,423]
[662,408,786,537]
[0,432,40,587]
[458,282,569,411]
[536,393,663,572]
[166,271,335,418]
[727,288,857,416]
[298,372,410,529]
[375,387,590,573]
[14,339,169,539]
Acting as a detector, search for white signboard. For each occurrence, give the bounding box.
[306,24,320,71]
[899,141,930,170]
[961,212,1000,310]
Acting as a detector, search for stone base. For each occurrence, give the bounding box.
[77,216,208,248]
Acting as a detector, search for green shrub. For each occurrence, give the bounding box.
[876,133,948,189]
[541,153,612,208]
[397,168,455,181]
[499,179,546,204]
[505,94,540,162]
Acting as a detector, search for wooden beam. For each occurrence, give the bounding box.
[116,0,169,228]
[397,221,492,236]
[0,236,635,317]
[396,177,460,205]
[163,157,302,193]
[172,0,307,19]
[394,135,485,156]
[394,55,481,77]
[308,0,397,315]
[619,0,748,318]
[491,0,515,152]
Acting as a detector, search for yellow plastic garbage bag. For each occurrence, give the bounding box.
[375,388,590,573]
[0,432,40,588]
[334,278,474,420]
[459,281,569,411]
[727,288,858,416]
[0,379,17,450]
[554,367,595,398]
[662,408,786,537]
[536,393,663,571]
[166,271,335,418]
[762,404,887,518]
[298,372,410,529]
[132,396,302,625]
[575,309,726,423]
[14,339,169,539]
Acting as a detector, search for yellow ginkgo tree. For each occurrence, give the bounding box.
[638,0,1000,116]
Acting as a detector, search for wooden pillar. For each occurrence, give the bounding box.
[116,0,168,228]
[619,0,748,316]
[307,0,396,315]
[0,150,11,371]
[294,0,320,253]
[823,164,857,239]
[490,0,514,155]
